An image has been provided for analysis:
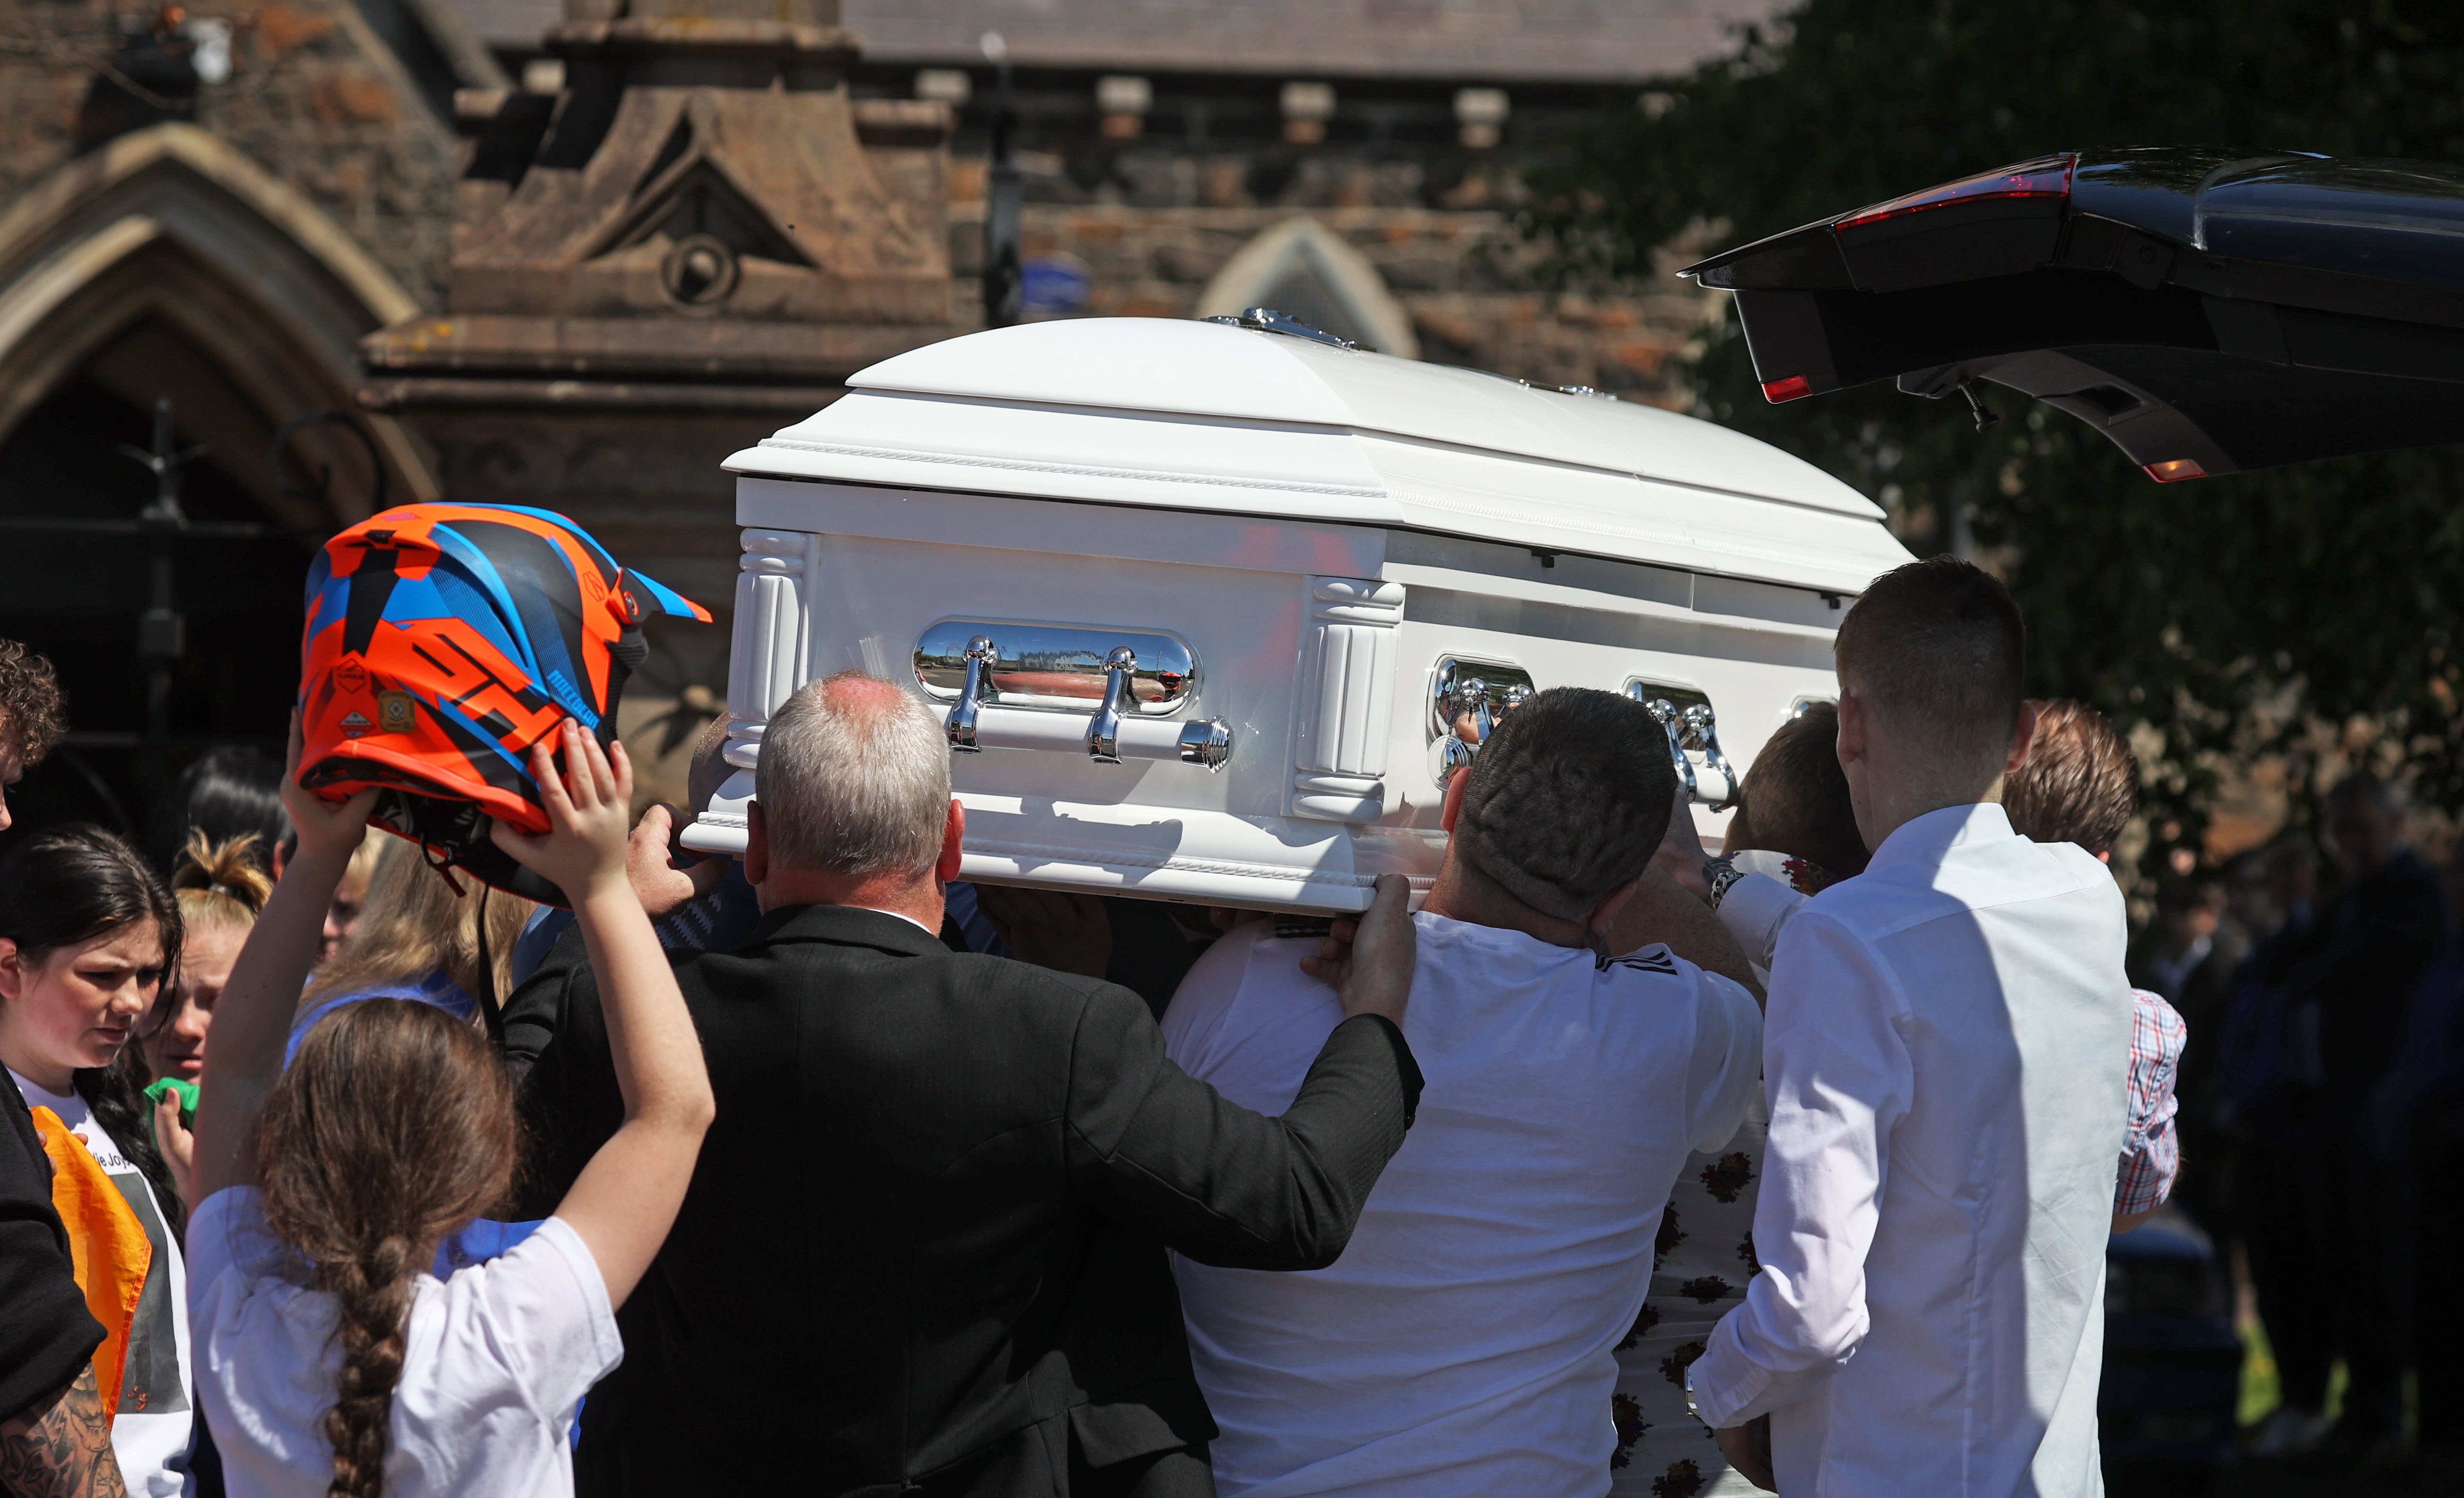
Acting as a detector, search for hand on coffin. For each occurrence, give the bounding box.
[1652,783,1713,902]
[628,803,725,920]
[975,885,1114,979]
[1299,874,1415,1026]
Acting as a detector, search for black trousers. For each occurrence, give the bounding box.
[1072,1445,1215,1498]
[2239,1128,2338,1412]
[2239,1120,2412,1428]
[2418,1131,2464,1447]
[913,1428,1215,1498]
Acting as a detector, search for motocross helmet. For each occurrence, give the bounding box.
[297,503,711,905]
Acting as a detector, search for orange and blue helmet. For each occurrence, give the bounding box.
[297,503,710,904]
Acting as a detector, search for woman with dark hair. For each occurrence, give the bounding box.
[0,824,196,1497]
[147,750,291,884]
[187,719,713,1498]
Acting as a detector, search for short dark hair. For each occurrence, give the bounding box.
[2001,698,2138,856]
[1727,701,1867,878]
[0,639,65,767]
[1451,687,1676,921]
[1833,556,2025,771]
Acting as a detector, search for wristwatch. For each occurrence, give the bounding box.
[1684,1360,1702,1422]
[1704,857,1744,910]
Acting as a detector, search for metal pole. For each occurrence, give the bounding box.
[981,30,1022,329]
[121,397,200,794]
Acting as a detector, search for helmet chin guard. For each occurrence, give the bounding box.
[297,503,710,907]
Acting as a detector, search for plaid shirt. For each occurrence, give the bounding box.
[2117,988,2188,1218]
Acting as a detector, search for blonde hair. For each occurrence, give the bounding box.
[338,826,383,902]
[300,836,535,1016]
[171,831,274,936]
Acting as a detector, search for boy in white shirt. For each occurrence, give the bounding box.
[1164,686,1764,1498]
[1686,557,2133,1498]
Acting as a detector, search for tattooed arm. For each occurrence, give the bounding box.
[0,1366,127,1498]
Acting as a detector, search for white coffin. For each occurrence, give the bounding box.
[683,316,1914,912]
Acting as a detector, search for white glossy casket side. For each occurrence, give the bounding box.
[725,318,1909,599]
[681,478,1910,912]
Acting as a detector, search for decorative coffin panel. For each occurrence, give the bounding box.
[684,528,816,853]
[1288,576,1405,823]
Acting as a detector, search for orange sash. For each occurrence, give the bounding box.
[31,1106,151,1423]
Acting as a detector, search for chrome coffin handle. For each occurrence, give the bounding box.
[1177,718,1233,770]
[945,636,999,752]
[1428,677,1542,787]
[1086,647,1137,763]
[1640,697,1699,801]
[1682,702,1739,813]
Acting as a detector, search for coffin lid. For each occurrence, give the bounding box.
[727,318,1909,597]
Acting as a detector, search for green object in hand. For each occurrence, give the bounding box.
[143,1077,198,1145]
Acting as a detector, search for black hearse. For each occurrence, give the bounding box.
[1681,147,2464,481]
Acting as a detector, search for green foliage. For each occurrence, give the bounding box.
[1528,0,2464,867]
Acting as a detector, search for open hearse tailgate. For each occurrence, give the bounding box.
[1681,147,2464,480]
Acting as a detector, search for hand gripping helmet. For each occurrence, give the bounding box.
[297,504,711,905]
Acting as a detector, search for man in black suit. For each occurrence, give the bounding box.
[503,670,1424,1498]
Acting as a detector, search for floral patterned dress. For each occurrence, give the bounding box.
[1607,1091,1770,1497]
[1607,848,1826,1496]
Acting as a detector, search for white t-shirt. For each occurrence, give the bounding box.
[10,1070,194,1498]
[186,1187,621,1498]
[1162,914,1764,1498]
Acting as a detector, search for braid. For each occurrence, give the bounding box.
[318,1237,417,1498]
[253,999,518,1498]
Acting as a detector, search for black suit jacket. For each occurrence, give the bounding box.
[2275,849,2447,1120]
[501,902,1422,1498]
[0,1067,104,1426]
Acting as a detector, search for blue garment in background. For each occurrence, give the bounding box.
[508,859,770,989]
[285,970,476,1065]
[944,881,1013,958]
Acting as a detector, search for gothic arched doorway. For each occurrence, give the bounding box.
[0,125,437,850]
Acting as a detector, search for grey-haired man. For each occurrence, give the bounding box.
[1161,686,1764,1498]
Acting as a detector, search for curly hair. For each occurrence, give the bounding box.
[0,639,65,767]
[2002,699,2139,857]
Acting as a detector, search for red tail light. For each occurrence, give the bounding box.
[1762,376,1813,403]
[2142,458,2207,483]
[1837,154,2077,229]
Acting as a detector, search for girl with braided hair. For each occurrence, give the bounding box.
[184,718,714,1498]
[0,823,198,1496]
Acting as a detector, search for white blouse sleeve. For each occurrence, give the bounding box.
[449,1215,624,1419]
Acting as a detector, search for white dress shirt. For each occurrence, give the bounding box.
[1163,914,1763,1497]
[1690,803,2130,1498]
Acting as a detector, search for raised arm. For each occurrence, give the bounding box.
[1651,784,1801,977]
[1076,876,1422,1269]
[1608,865,1765,1005]
[489,722,715,1310]
[191,716,375,1205]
